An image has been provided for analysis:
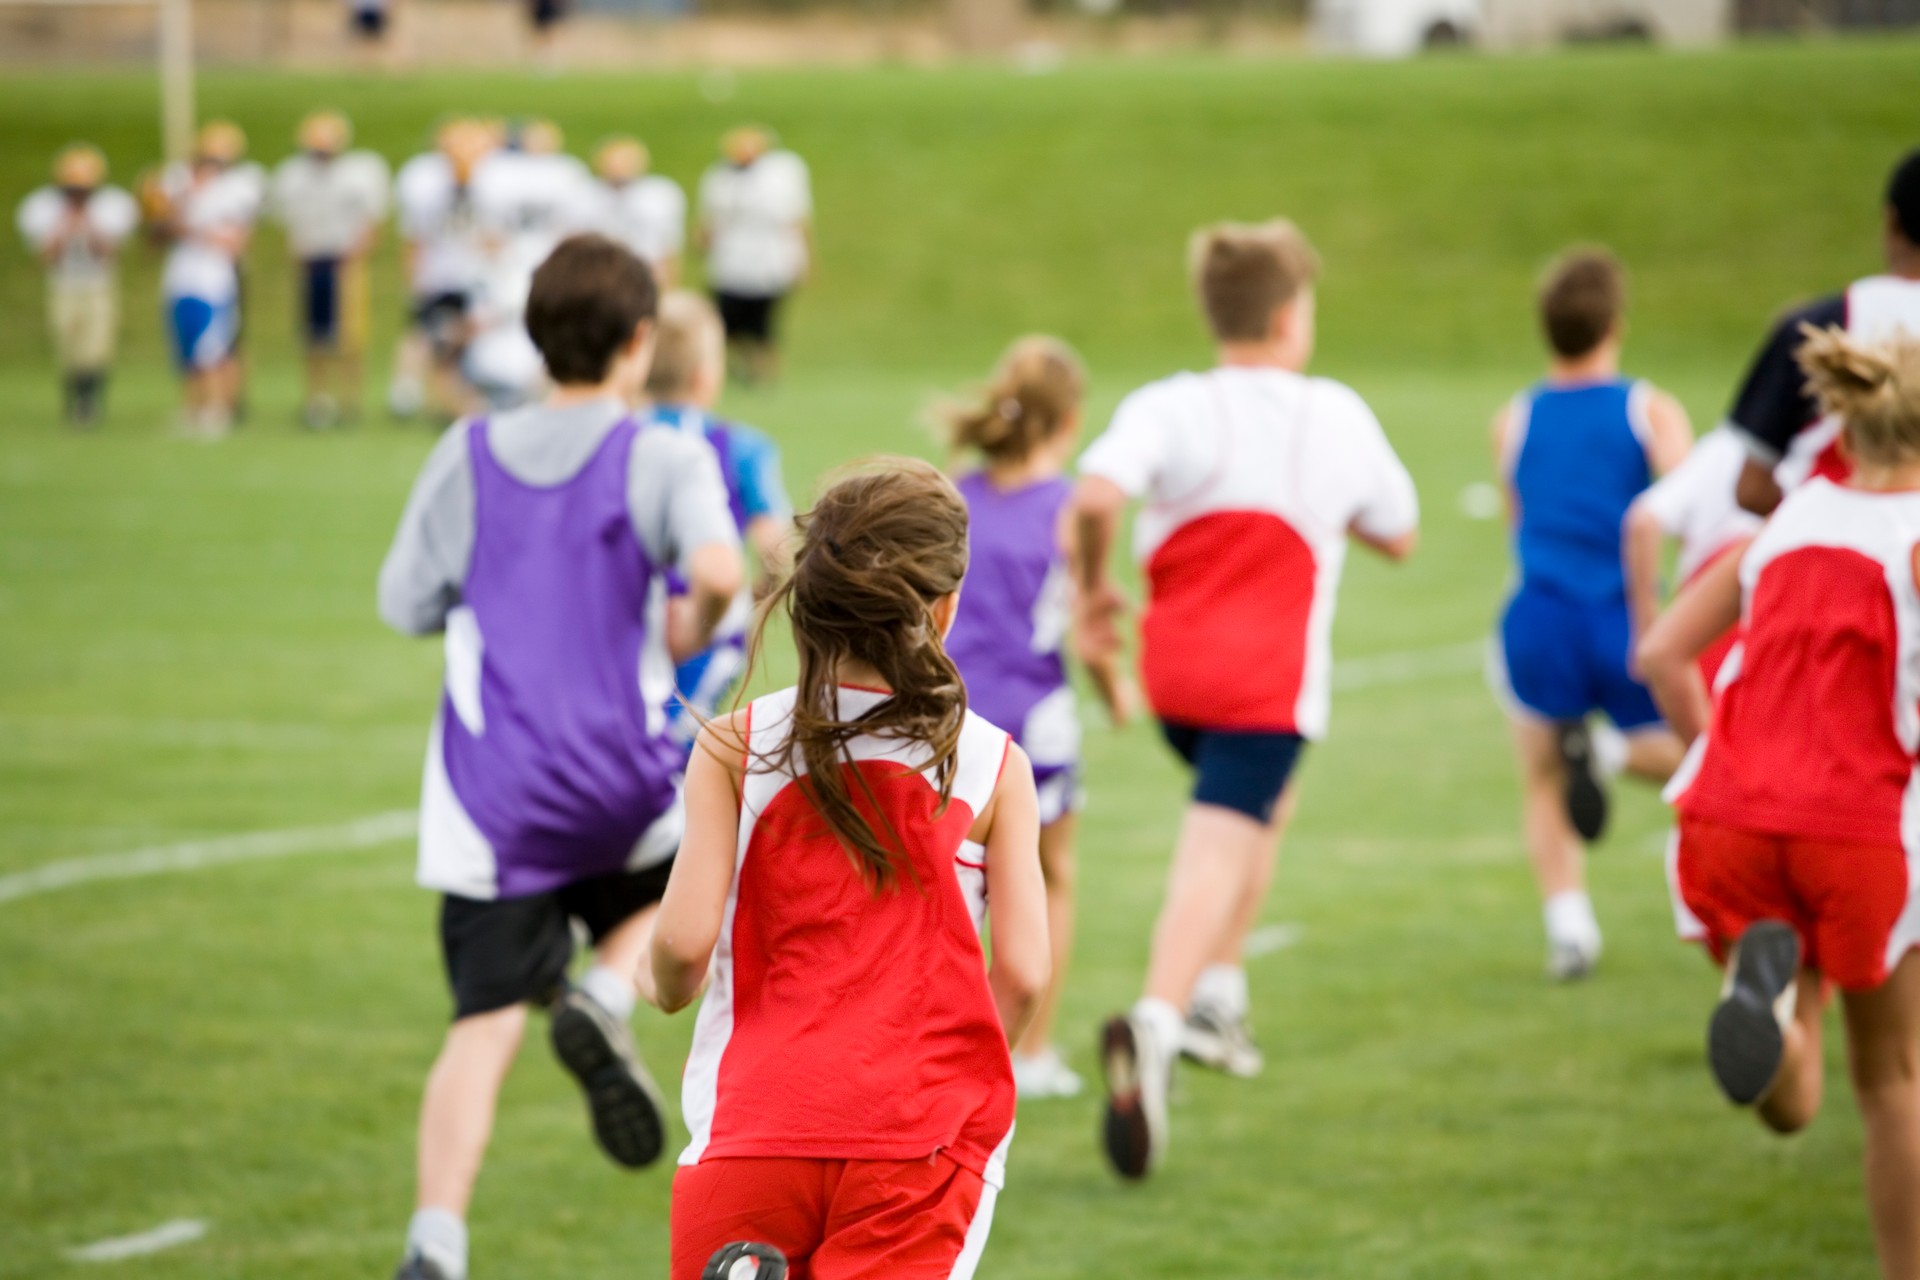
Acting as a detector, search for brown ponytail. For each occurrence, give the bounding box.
[746,458,971,890]
[942,335,1086,465]
[1797,325,1920,467]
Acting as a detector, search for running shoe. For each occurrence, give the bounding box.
[1556,719,1609,843]
[1547,935,1601,983]
[1013,1047,1085,1099]
[1708,920,1801,1106]
[703,1242,789,1280]
[1181,1004,1265,1078]
[549,987,668,1170]
[392,1253,454,1280]
[1099,1014,1169,1180]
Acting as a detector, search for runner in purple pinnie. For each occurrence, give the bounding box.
[377,234,743,1280]
[942,335,1134,1102]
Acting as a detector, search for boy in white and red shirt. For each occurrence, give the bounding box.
[1071,219,1419,1179]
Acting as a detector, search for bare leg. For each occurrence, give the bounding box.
[595,902,661,1009]
[415,1004,528,1215]
[1206,784,1296,970]
[1511,717,1582,900]
[1015,813,1078,1059]
[1622,726,1685,786]
[1843,953,1920,1280]
[1758,970,1828,1134]
[1143,804,1274,1009]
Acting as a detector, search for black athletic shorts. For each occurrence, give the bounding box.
[712,290,783,343]
[412,290,471,359]
[439,861,673,1021]
[530,0,566,30]
[350,5,387,37]
[302,258,340,346]
[1159,723,1307,826]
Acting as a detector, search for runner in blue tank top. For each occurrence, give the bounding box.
[642,291,794,758]
[377,236,744,1280]
[941,337,1133,1101]
[1490,249,1691,983]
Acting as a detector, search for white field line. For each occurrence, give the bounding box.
[67,1219,207,1262]
[0,811,416,907]
[0,641,1485,910]
[1331,640,1484,693]
[1244,922,1303,957]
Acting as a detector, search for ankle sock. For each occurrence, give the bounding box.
[1132,996,1186,1059]
[407,1208,467,1280]
[1592,722,1629,779]
[1192,964,1249,1020]
[1544,890,1601,949]
[580,963,637,1022]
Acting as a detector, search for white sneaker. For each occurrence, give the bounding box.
[1013,1047,1084,1099]
[1547,933,1602,982]
[1099,1013,1170,1180]
[1181,1003,1265,1078]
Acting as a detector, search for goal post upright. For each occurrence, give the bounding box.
[157,0,194,162]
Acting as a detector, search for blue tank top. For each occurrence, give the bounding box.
[1508,379,1652,602]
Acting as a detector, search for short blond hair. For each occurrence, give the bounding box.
[646,291,725,400]
[1189,219,1321,343]
[1798,325,1920,468]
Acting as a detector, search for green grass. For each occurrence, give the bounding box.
[2,38,1917,1278]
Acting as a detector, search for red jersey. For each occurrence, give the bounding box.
[1671,479,1920,847]
[678,686,1018,1188]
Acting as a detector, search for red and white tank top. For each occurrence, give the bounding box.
[678,685,1018,1186]
[1670,479,1920,847]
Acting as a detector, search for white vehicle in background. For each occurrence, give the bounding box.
[1311,0,1480,56]
[1311,0,1731,57]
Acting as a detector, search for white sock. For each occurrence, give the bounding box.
[1191,964,1249,1020]
[1131,996,1186,1061]
[407,1208,468,1280]
[580,964,637,1022]
[1592,722,1629,779]
[1544,889,1602,949]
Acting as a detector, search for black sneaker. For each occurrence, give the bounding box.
[703,1242,789,1280]
[1556,719,1609,843]
[549,987,668,1170]
[393,1253,454,1280]
[1708,921,1802,1106]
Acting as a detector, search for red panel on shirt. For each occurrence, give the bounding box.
[703,761,1014,1180]
[1140,510,1316,732]
[1681,546,1911,845]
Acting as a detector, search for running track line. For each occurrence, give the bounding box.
[0,641,1487,909]
[67,1219,208,1262]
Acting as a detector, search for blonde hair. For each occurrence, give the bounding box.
[1189,219,1321,343]
[1797,325,1920,468]
[645,291,725,401]
[943,336,1086,465]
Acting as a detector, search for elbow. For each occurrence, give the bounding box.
[1635,630,1682,691]
[997,951,1051,1016]
[695,545,747,605]
[1380,528,1419,562]
[1071,476,1125,523]
[649,936,709,1013]
[1735,462,1782,517]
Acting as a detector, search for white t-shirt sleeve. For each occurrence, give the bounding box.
[16,188,61,249]
[1078,386,1173,499]
[1634,455,1695,534]
[1330,384,1418,541]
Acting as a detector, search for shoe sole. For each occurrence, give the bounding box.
[1100,1017,1152,1180]
[1556,721,1609,843]
[550,1002,668,1170]
[1708,922,1800,1106]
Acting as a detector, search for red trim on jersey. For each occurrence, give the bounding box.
[1140,510,1316,732]
[839,682,894,696]
[954,855,987,871]
[700,760,1014,1179]
[1681,545,1911,845]
[741,702,754,773]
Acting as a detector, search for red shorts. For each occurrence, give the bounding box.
[670,1153,996,1280]
[1671,814,1915,992]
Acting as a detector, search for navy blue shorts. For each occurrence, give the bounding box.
[302,257,341,347]
[1494,584,1663,730]
[1159,723,1306,825]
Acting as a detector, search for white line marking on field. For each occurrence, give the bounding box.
[66,1219,207,1262]
[1331,641,1484,693]
[0,811,416,907]
[1244,922,1303,957]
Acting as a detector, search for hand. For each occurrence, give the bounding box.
[1072,582,1128,670]
[665,596,706,665]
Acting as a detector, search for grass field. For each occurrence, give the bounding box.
[3,38,1919,1278]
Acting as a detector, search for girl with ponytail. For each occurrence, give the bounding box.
[941,335,1133,1101]
[1639,329,1920,1280]
[651,457,1049,1280]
